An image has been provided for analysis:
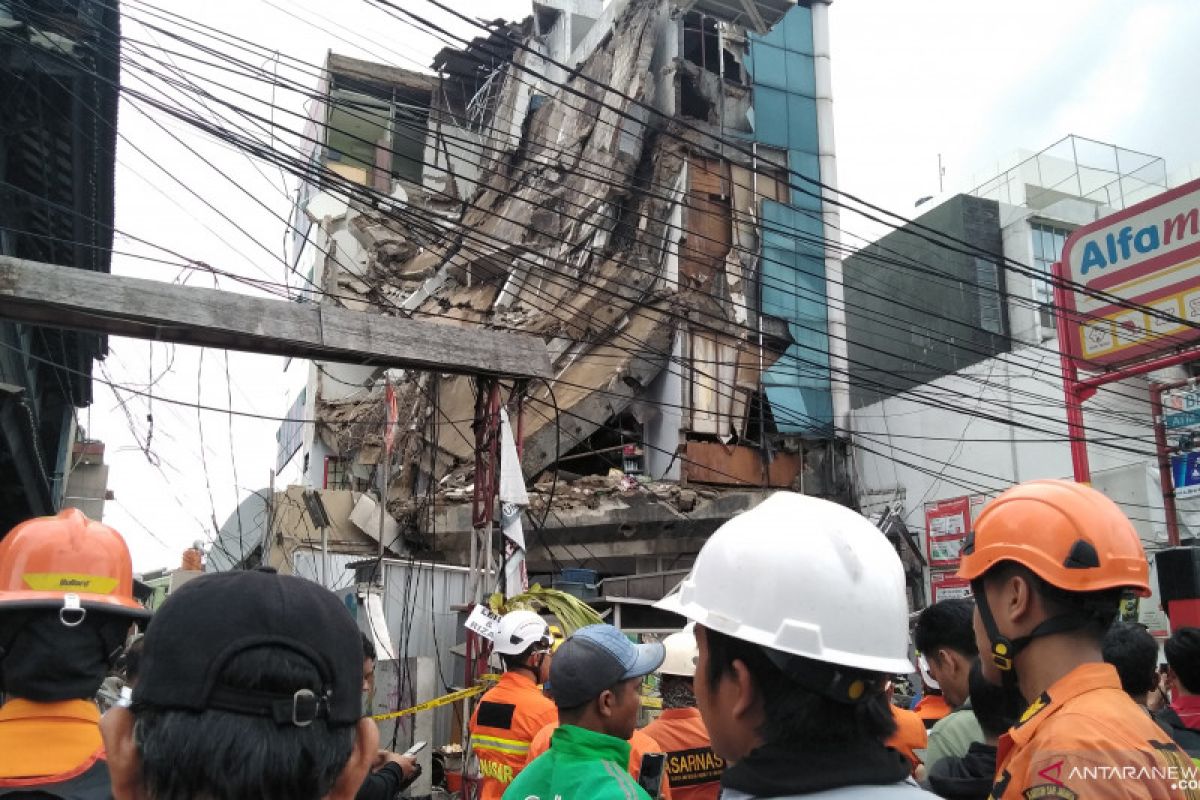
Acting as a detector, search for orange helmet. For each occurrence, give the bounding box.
[0,508,150,621]
[958,479,1150,597]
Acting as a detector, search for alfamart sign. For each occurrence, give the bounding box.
[1060,176,1200,367]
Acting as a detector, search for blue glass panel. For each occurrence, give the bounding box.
[751,43,787,90]
[785,51,816,97]
[783,6,815,55]
[759,201,832,434]
[753,86,789,148]
[787,95,820,153]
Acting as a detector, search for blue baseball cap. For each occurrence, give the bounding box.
[548,624,665,709]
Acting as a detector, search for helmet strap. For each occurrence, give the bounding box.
[760,646,884,705]
[972,579,1097,682]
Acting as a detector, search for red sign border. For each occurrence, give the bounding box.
[1058,175,1200,369]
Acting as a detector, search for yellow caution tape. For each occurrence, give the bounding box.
[371,674,503,722]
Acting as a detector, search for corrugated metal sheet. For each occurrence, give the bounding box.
[372,560,475,747]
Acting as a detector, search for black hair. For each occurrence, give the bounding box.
[1102,621,1159,697]
[500,643,542,673]
[978,562,1122,641]
[118,636,145,685]
[966,659,1023,739]
[1165,627,1200,695]
[361,632,376,662]
[914,599,978,659]
[134,646,355,800]
[703,628,895,747]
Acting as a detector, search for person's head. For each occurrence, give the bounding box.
[958,481,1149,691]
[1102,621,1159,705]
[914,599,978,707]
[966,659,1023,745]
[494,610,553,684]
[0,509,150,703]
[656,492,912,763]
[659,628,699,709]
[549,624,664,741]
[361,633,376,694]
[101,569,377,800]
[1165,627,1200,698]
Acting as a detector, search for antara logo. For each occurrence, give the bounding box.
[1079,207,1200,274]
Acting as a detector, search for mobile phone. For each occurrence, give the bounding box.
[638,753,666,800]
[403,740,428,757]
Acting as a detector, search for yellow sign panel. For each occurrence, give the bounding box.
[22,573,119,594]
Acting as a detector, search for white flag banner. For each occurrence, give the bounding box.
[498,408,529,593]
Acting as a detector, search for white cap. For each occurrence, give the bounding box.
[656,492,913,675]
[493,610,550,656]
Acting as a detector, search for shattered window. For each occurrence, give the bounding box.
[682,13,721,76]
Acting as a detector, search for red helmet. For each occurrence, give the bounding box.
[0,508,150,621]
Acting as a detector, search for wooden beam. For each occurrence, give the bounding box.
[0,256,552,379]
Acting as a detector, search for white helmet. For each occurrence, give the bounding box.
[918,654,940,690]
[655,492,913,676]
[660,628,699,677]
[493,609,550,656]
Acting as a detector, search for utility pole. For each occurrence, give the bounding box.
[938,153,945,194]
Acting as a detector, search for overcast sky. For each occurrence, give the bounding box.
[90,0,1200,571]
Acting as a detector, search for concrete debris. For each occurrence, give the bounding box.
[305,0,850,551]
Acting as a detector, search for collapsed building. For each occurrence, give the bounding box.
[269,0,886,591]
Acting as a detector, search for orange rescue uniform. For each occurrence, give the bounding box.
[991,663,1199,800]
[886,705,928,775]
[640,707,723,800]
[469,671,558,800]
[528,722,675,799]
[913,693,951,729]
[0,698,111,798]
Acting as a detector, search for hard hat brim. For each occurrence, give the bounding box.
[0,591,151,619]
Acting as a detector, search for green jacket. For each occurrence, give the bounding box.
[502,724,652,800]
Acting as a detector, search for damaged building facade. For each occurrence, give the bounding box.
[270,0,851,583]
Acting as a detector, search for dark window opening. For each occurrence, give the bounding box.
[743,390,779,444]
[682,12,721,76]
[548,412,644,477]
[680,73,714,121]
[722,48,743,83]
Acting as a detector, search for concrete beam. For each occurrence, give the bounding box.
[0,256,552,379]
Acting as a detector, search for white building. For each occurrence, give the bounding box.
[846,135,1195,623]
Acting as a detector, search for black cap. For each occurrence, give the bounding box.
[134,570,363,727]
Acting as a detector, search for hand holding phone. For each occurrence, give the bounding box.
[638,753,666,800]
[403,740,428,758]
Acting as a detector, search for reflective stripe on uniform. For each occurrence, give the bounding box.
[470,733,532,755]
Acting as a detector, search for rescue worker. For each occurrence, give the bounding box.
[640,628,722,800]
[504,624,665,800]
[958,479,1197,799]
[0,509,150,796]
[655,492,930,798]
[469,609,558,800]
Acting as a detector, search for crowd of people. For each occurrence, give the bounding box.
[2,479,1200,799]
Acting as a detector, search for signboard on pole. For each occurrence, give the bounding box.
[1059,176,1200,368]
[1171,451,1200,499]
[931,571,973,603]
[1165,386,1200,431]
[924,496,971,568]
